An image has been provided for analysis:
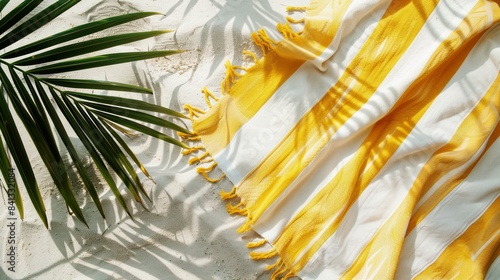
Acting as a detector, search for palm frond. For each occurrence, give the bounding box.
[0,0,78,50]
[0,0,190,228]
[15,30,173,65]
[28,51,184,74]
[1,11,163,59]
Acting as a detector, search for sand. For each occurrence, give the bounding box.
[0,0,306,279]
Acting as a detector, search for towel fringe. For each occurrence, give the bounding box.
[247,238,267,248]
[178,132,200,142]
[181,145,204,155]
[201,86,218,108]
[188,151,210,165]
[271,261,289,280]
[250,248,277,260]
[196,159,217,172]
[196,162,225,183]
[177,131,199,140]
[183,9,308,279]
[200,172,225,183]
[183,104,205,121]
[221,60,249,94]
[242,50,258,63]
[286,5,306,12]
[220,186,237,200]
[277,23,301,40]
[266,258,282,271]
[251,29,278,56]
[286,16,305,24]
[179,139,227,184]
[237,216,253,233]
[226,201,248,215]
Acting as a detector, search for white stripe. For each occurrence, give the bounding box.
[414,139,488,212]
[396,138,500,279]
[486,256,500,280]
[298,2,494,279]
[213,0,391,186]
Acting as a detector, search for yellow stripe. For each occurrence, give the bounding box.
[284,2,498,274]
[192,0,349,155]
[415,197,500,279]
[339,72,500,280]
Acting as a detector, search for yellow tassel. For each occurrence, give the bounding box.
[201,87,218,108]
[265,259,281,271]
[271,261,288,280]
[250,248,277,260]
[196,162,225,183]
[221,61,248,94]
[183,104,205,120]
[251,29,278,56]
[181,145,204,155]
[178,131,195,139]
[199,156,214,164]
[220,186,237,200]
[237,216,253,233]
[242,50,258,64]
[286,16,305,24]
[230,207,247,216]
[226,201,247,215]
[251,32,268,55]
[200,172,225,183]
[286,6,306,12]
[178,132,201,142]
[258,29,278,45]
[226,201,243,211]
[188,151,210,165]
[247,238,267,248]
[277,23,300,40]
[188,135,201,141]
[283,272,296,279]
[196,160,217,172]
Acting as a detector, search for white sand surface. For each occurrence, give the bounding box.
[0,0,306,279]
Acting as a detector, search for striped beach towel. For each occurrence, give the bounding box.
[182,0,500,279]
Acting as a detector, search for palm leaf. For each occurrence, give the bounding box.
[93,110,189,149]
[101,120,156,183]
[0,0,43,36]
[0,1,10,13]
[0,1,189,228]
[29,50,184,74]
[0,0,79,50]
[3,67,88,226]
[33,78,106,219]
[65,90,188,119]
[0,83,47,227]
[1,11,162,59]
[0,121,24,220]
[48,87,133,219]
[15,30,173,65]
[80,101,192,134]
[43,78,154,94]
